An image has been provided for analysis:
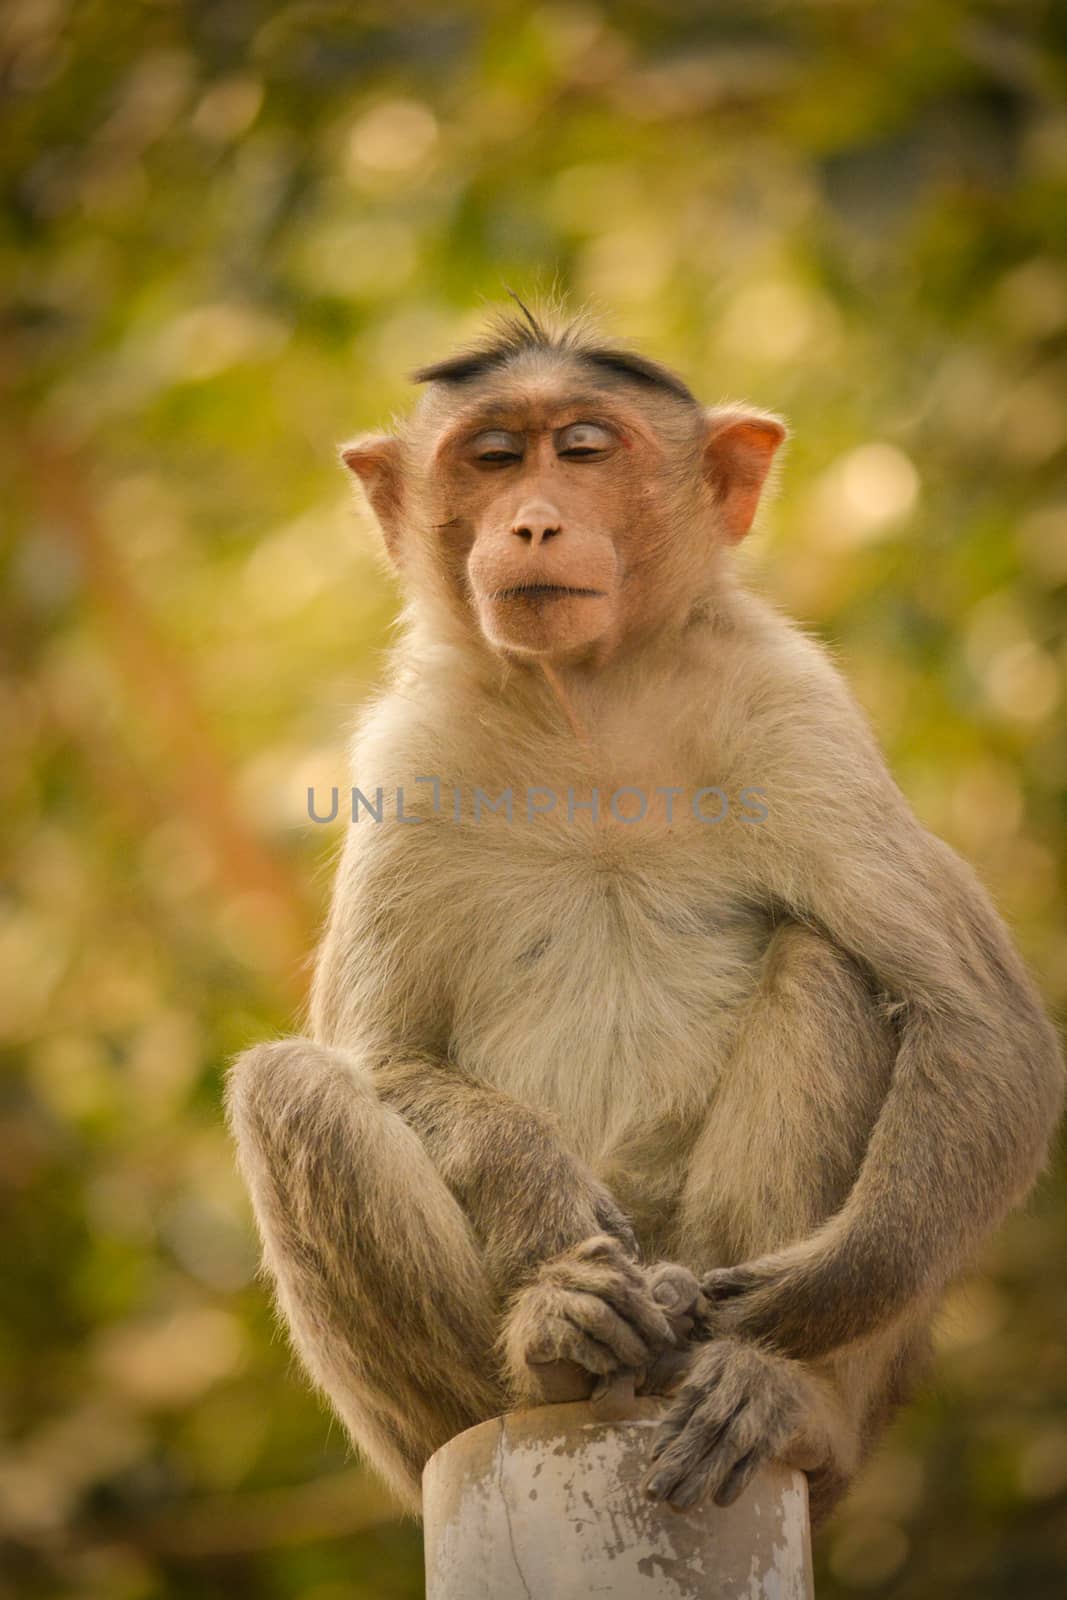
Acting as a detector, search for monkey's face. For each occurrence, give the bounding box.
[431,388,682,661]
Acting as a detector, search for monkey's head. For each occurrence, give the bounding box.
[342,304,785,666]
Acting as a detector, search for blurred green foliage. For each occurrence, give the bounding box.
[2,2,1067,1596]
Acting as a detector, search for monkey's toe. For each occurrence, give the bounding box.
[647,1261,714,1341]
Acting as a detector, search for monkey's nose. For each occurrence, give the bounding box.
[511,502,562,545]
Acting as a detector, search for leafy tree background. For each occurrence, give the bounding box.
[3,3,1067,1596]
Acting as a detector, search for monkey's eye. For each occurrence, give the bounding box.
[471,429,524,466]
[556,422,615,460]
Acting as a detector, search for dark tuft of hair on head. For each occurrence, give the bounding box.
[410,299,698,408]
[579,347,697,405]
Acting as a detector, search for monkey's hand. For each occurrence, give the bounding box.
[700,1244,861,1358]
[502,1235,676,1405]
[644,1338,818,1511]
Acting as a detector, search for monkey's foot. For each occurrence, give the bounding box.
[503,1234,675,1404]
[644,1338,807,1511]
[634,1262,714,1394]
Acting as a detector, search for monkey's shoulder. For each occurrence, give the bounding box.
[686,620,895,809]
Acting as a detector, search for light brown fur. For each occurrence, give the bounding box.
[227,305,1063,1523]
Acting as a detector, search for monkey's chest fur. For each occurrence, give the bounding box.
[446,819,771,1182]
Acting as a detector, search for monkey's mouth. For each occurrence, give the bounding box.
[492,584,607,602]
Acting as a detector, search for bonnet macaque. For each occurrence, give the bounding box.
[227,303,1063,1523]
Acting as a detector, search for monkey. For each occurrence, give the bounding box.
[226,301,1064,1527]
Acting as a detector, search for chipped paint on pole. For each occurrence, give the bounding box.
[423,1394,814,1599]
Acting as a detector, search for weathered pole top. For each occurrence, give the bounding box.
[424,1391,814,1599]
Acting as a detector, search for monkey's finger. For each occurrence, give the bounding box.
[648,1419,683,1465]
[644,1440,708,1505]
[646,1401,703,1465]
[562,1291,651,1367]
[568,1237,669,1305]
[656,1455,718,1512]
[648,1387,704,1460]
[528,1330,617,1378]
[714,1446,761,1508]
[530,1306,626,1376]
[663,1434,761,1513]
[618,1292,676,1352]
[701,1264,766,1301]
[558,1324,624,1377]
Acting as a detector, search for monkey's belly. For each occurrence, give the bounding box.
[448,848,770,1166]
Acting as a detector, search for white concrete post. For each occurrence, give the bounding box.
[423,1387,814,1599]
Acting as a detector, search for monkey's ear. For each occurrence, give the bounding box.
[340,433,404,562]
[701,407,787,542]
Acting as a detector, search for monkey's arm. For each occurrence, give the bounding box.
[707,688,1064,1361]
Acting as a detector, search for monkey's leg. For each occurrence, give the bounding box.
[226,1038,506,1511]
